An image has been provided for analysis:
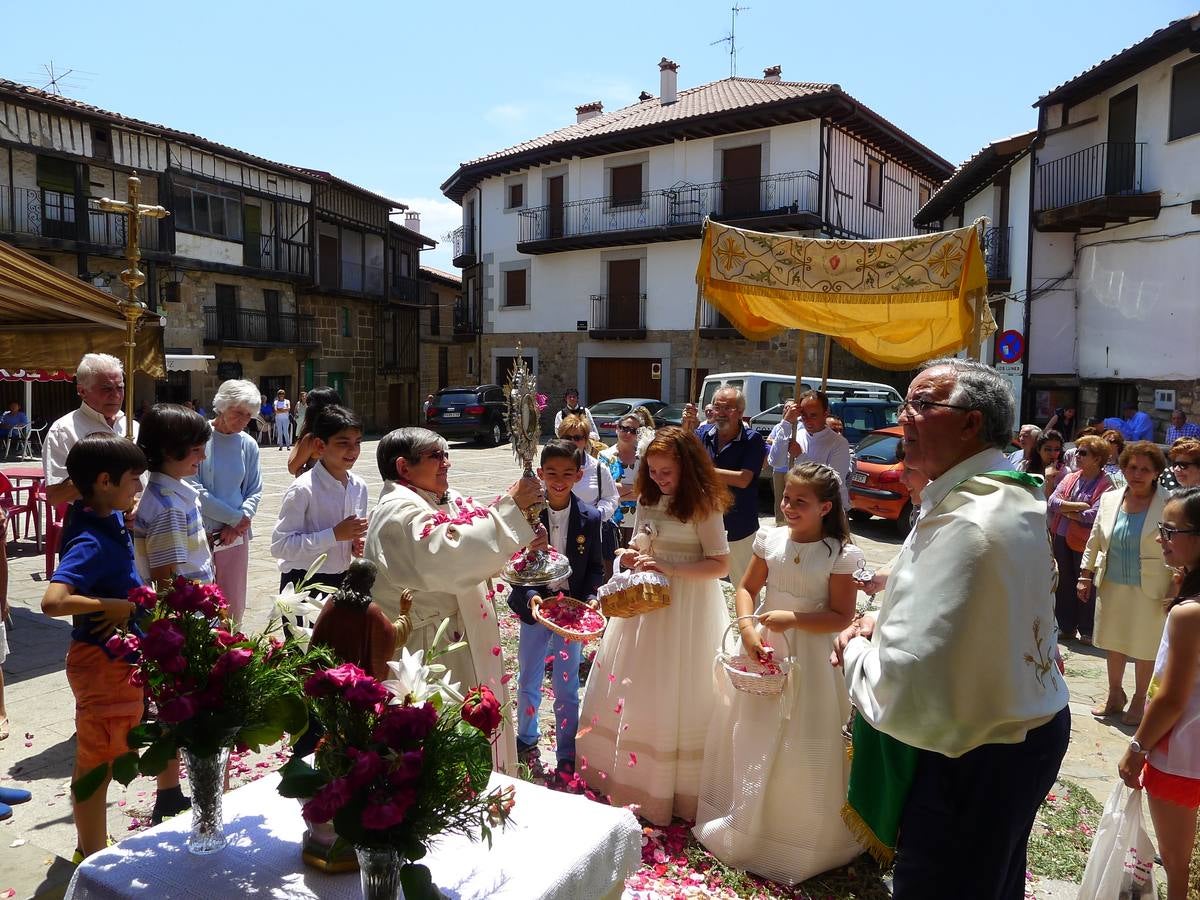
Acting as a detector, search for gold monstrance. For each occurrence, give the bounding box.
[500,347,571,586]
[93,174,169,435]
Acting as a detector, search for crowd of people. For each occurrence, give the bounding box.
[4,350,1200,898]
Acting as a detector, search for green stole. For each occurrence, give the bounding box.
[841,469,1043,866]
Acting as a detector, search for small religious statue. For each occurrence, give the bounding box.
[309,558,409,682]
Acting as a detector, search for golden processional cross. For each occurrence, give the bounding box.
[93,174,169,434]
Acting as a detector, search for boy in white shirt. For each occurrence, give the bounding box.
[271,405,369,593]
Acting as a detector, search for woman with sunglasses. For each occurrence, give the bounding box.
[1079,441,1173,725]
[1118,487,1200,899]
[1048,434,1113,645]
[599,413,647,557]
[1169,438,1200,490]
[557,414,619,563]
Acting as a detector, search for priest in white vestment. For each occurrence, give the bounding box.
[366,427,545,773]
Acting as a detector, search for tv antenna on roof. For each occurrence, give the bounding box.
[39,61,78,96]
[710,3,750,77]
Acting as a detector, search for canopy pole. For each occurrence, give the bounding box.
[794,329,807,395]
[820,335,832,391]
[689,284,703,404]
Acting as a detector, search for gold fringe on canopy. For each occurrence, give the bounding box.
[695,219,995,370]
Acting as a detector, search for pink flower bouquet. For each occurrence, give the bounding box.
[277,638,514,900]
[73,577,331,801]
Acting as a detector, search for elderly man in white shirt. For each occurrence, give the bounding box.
[43,353,140,506]
[833,358,1070,900]
[788,390,852,508]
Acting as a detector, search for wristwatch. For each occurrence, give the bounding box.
[1129,739,1146,755]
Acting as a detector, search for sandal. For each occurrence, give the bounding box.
[1091,690,1127,718]
[0,716,8,740]
[1122,702,1145,726]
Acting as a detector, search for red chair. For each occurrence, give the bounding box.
[44,501,67,580]
[0,472,36,544]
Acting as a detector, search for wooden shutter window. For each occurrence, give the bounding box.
[866,158,883,208]
[610,164,642,207]
[508,183,524,208]
[504,269,527,307]
[1169,56,1200,141]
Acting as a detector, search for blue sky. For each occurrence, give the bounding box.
[3,1,1194,271]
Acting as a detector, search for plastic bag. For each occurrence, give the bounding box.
[1078,782,1156,899]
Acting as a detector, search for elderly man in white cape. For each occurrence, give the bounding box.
[365,427,546,773]
[832,359,1070,900]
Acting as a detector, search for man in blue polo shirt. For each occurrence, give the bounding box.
[693,385,766,587]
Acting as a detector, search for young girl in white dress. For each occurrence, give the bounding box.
[576,426,732,825]
[694,462,864,885]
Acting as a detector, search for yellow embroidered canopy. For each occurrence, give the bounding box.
[695,219,994,369]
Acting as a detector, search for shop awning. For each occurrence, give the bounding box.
[166,354,215,373]
[695,219,994,370]
[0,368,74,382]
[0,239,165,377]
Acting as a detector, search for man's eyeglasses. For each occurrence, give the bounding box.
[897,397,974,418]
[1171,459,1200,470]
[1158,522,1200,541]
[617,425,638,435]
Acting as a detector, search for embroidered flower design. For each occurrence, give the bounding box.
[418,496,491,540]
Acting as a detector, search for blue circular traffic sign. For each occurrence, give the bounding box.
[996,330,1024,364]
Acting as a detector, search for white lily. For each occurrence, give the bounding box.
[270,582,327,626]
[383,647,435,705]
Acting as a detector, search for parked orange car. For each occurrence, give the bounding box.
[847,426,914,535]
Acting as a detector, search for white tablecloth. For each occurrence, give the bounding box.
[65,772,642,900]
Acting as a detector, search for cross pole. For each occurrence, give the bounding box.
[93,174,169,435]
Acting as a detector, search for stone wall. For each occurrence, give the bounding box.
[1077,378,1200,442]
[301,292,383,429]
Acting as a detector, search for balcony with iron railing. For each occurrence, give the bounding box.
[450,225,476,268]
[452,297,479,341]
[982,226,1011,282]
[391,273,424,305]
[700,302,741,338]
[1034,141,1160,231]
[244,233,311,276]
[589,293,647,339]
[202,306,319,347]
[0,186,161,251]
[518,170,821,253]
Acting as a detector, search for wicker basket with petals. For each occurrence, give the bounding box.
[531,594,607,642]
[596,558,671,618]
[717,613,794,696]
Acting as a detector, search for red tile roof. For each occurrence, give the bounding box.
[419,265,461,286]
[441,75,952,201]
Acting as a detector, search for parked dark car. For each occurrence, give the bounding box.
[654,404,689,428]
[749,397,900,448]
[426,385,509,446]
[589,398,667,442]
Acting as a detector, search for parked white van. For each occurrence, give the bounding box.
[699,372,902,420]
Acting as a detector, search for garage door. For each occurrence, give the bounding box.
[586,357,662,404]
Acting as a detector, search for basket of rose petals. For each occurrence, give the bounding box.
[531,593,606,642]
[718,614,793,696]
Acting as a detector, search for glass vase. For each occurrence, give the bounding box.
[355,845,403,900]
[182,747,230,855]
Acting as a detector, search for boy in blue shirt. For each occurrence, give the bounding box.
[41,435,184,859]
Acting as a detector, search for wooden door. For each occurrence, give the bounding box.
[720,145,762,216]
[606,259,641,330]
[242,205,262,267]
[215,284,238,341]
[494,355,535,387]
[388,383,405,426]
[318,235,339,289]
[1106,87,1137,195]
[586,357,661,403]
[547,176,565,238]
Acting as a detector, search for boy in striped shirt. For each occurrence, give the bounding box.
[132,404,214,587]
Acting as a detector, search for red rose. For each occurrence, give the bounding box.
[159,693,198,724]
[461,685,502,737]
[140,619,185,661]
[210,647,253,680]
[129,586,159,610]
[372,703,437,748]
[360,790,416,830]
[344,677,390,712]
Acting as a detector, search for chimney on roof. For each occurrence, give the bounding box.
[763,65,782,82]
[404,210,421,235]
[659,58,678,105]
[575,100,604,123]
[638,90,653,102]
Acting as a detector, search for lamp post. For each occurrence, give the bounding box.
[93,173,169,435]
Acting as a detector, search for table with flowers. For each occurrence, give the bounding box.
[65,769,643,900]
